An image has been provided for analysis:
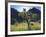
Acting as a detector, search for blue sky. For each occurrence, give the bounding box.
[11,5,41,12]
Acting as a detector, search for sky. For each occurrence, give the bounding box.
[11,5,41,12]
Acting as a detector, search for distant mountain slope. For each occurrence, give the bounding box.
[11,8,25,24]
[11,8,19,18]
[28,7,41,14]
[11,8,19,24]
[28,7,41,21]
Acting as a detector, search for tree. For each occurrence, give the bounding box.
[23,8,31,30]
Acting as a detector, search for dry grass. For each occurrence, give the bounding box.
[11,22,41,31]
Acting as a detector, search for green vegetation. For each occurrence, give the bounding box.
[11,22,41,31]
